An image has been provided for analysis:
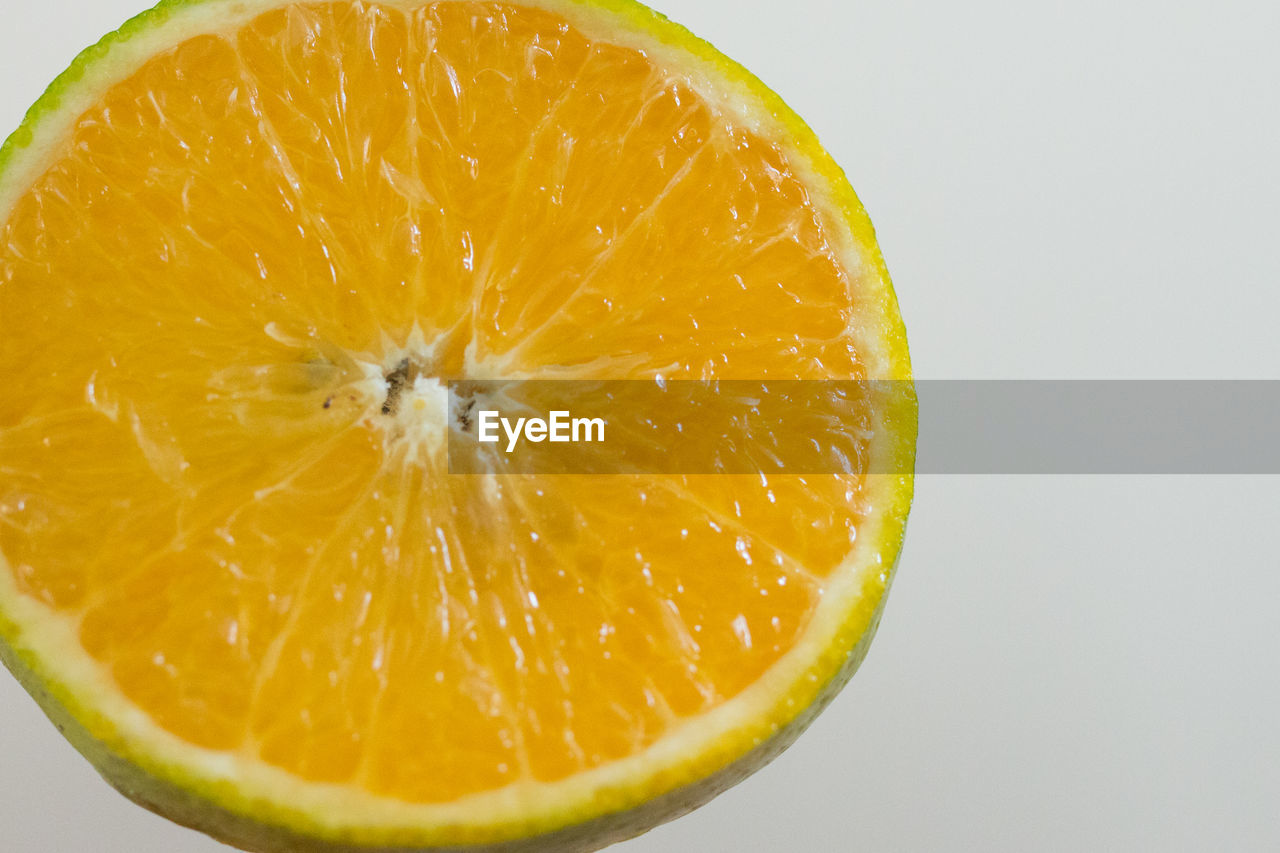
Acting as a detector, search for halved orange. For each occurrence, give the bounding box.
[0,1,915,850]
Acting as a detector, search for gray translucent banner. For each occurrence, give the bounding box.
[444,380,1280,474]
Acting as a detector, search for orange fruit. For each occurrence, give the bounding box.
[0,0,915,850]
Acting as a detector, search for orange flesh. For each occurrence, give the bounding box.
[0,1,874,802]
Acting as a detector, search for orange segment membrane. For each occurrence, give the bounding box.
[0,1,872,802]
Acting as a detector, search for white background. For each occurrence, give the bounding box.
[3,0,1279,850]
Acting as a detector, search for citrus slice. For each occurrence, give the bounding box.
[0,1,915,850]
